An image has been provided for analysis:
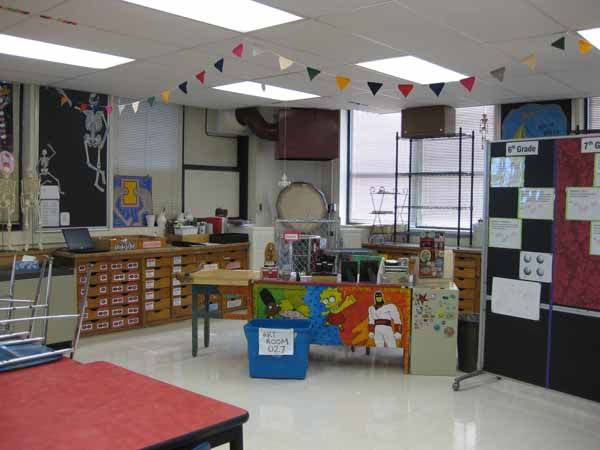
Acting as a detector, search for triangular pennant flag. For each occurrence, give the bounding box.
[520,53,537,71]
[160,89,171,104]
[131,101,140,113]
[579,39,594,55]
[367,82,383,96]
[429,83,445,97]
[60,95,69,106]
[80,103,89,111]
[105,105,113,115]
[460,76,476,93]
[232,43,244,58]
[252,46,265,57]
[278,55,294,71]
[195,70,206,84]
[178,81,188,94]
[214,58,224,72]
[551,36,566,50]
[118,104,126,114]
[306,67,321,81]
[398,84,414,98]
[147,96,155,107]
[335,76,351,92]
[490,66,506,82]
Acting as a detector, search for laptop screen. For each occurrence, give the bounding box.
[62,228,94,251]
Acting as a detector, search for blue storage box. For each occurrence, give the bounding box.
[244,319,311,380]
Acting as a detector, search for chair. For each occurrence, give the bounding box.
[0,257,89,371]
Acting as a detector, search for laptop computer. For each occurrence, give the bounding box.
[62,228,108,254]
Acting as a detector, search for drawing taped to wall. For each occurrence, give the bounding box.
[113,175,153,227]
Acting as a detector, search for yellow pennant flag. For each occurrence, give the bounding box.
[278,55,294,71]
[60,95,69,106]
[336,76,351,91]
[160,89,171,104]
[520,53,536,71]
[579,39,594,55]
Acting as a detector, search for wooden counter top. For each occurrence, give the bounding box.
[364,243,482,254]
[53,242,249,259]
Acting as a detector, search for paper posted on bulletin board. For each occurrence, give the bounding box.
[492,277,541,321]
[489,218,522,249]
[565,187,600,221]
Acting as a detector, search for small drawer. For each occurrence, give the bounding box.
[84,308,110,320]
[125,294,140,305]
[110,295,125,306]
[111,307,125,317]
[145,257,171,269]
[458,299,475,312]
[144,267,171,279]
[144,298,170,311]
[173,305,193,318]
[78,272,109,285]
[110,262,124,271]
[86,296,109,309]
[111,271,128,283]
[172,264,197,274]
[454,277,476,290]
[172,295,193,307]
[144,287,170,301]
[85,285,109,297]
[125,305,140,316]
[453,257,478,269]
[144,278,170,290]
[145,308,171,323]
[458,289,476,300]
[222,295,247,312]
[454,267,476,278]
[172,285,192,297]
[80,321,94,333]
[124,261,140,270]
[111,318,126,329]
[126,316,141,327]
[173,255,196,265]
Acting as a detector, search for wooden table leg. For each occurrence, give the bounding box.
[204,286,210,348]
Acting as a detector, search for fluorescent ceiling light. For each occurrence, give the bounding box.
[122,0,302,32]
[356,56,466,84]
[579,27,600,50]
[213,81,319,101]
[0,33,133,69]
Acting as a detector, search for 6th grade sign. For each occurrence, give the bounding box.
[259,328,294,356]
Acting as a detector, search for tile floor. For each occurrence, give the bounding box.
[76,320,600,450]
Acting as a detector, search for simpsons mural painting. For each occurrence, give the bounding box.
[254,283,411,372]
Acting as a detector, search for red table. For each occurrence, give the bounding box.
[0,358,248,450]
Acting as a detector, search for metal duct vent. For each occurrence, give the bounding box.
[235,107,278,141]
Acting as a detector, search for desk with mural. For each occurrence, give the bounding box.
[253,281,412,373]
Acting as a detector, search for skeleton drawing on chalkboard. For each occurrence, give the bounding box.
[39,144,63,195]
[58,89,108,193]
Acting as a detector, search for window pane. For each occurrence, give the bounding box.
[349,106,495,230]
[589,97,600,129]
[349,111,409,223]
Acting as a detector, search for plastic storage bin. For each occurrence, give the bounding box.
[244,319,311,380]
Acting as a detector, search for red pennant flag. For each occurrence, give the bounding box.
[105,105,113,115]
[232,43,244,58]
[196,70,206,84]
[80,103,89,111]
[398,84,414,98]
[460,76,476,92]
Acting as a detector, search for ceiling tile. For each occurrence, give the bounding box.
[4,16,176,59]
[528,0,600,31]
[499,73,582,98]
[551,70,600,97]
[2,0,66,13]
[45,0,239,47]
[0,10,30,30]
[393,0,565,43]
[0,67,63,85]
[255,0,392,19]
[251,19,400,65]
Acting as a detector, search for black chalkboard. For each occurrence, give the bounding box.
[38,87,108,228]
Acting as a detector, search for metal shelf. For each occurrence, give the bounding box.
[370,211,395,215]
[397,205,471,210]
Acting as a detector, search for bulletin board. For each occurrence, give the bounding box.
[484,135,600,402]
[38,87,109,228]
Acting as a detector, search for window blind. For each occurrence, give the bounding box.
[589,97,600,129]
[114,99,182,217]
[349,106,496,229]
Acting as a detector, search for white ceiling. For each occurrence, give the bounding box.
[0,0,599,112]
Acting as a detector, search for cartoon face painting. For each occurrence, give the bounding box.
[320,288,357,331]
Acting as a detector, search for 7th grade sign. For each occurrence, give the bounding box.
[259,328,294,356]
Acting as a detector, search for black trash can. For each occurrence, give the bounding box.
[457,313,479,373]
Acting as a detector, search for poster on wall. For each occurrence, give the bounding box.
[253,283,412,372]
[0,81,20,226]
[113,175,153,227]
[38,87,109,228]
[501,100,571,140]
